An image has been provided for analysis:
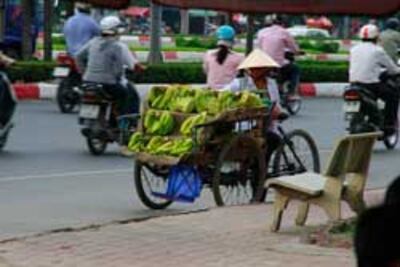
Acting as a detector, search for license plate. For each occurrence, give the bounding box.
[53,67,70,77]
[343,101,360,113]
[79,105,100,119]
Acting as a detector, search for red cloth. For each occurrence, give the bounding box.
[153,0,400,15]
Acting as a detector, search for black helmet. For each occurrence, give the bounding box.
[385,17,400,30]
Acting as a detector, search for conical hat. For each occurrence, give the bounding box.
[238,49,280,70]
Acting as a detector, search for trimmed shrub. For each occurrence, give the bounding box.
[5,61,348,83]
[175,36,217,49]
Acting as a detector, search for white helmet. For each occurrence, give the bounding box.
[100,16,123,35]
[359,24,380,40]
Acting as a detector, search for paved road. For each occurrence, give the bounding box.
[0,99,398,240]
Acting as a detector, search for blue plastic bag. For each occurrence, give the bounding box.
[152,165,203,203]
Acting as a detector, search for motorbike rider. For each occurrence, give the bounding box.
[203,25,244,89]
[256,14,300,95]
[380,17,400,64]
[349,24,400,135]
[63,2,100,56]
[76,15,143,117]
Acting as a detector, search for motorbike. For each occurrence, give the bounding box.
[78,83,139,155]
[343,74,400,150]
[275,50,302,115]
[0,71,16,151]
[53,53,81,113]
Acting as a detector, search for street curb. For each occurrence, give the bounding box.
[13,82,348,101]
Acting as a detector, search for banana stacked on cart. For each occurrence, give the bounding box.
[128,85,264,158]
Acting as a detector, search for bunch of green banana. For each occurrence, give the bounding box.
[145,136,165,153]
[218,91,238,112]
[148,86,167,109]
[128,132,148,152]
[237,91,264,108]
[169,96,195,113]
[195,90,218,113]
[144,110,175,135]
[153,139,175,155]
[180,112,208,136]
[170,138,194,157]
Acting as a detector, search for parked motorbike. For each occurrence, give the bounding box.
[0,71,16,151]
[343,74,400,150]
[54,53,81,113]
[276,50,302,115]
[78,83,139,155]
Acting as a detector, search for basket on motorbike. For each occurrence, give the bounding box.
[131,85,270,209]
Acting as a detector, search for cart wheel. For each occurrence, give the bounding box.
[272,129,320,176]
[134,162,173,210]
[212,135,266,206]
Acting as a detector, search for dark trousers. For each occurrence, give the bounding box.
[280,63,300,94]
[0,74,16,126]
[265,131,282,168]
[360,83,399,130]
[102,83,140,115]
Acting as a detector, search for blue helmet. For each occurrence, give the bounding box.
[216,25,236,41]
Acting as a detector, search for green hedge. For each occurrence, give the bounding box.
[297,39,340,54]
[175,36,218,49]
[5,61,348,83]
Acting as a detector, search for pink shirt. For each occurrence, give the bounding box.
[203,49,244,89]
[257,25,299,66]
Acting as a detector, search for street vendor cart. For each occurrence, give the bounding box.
[129,86,320,209]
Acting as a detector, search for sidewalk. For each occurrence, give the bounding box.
[0,189,385,267]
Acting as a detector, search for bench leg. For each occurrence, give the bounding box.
[346,193,366,215]
[320,201,341,221]
[295,202,310,226]
[270,193,290,232]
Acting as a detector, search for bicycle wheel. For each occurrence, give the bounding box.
[134,162,173,210]
[272,129,320,176]
[212,135,266,206]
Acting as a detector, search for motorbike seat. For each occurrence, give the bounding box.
[81,83,113,101]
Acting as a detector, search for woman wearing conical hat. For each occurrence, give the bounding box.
[225,48,283,169]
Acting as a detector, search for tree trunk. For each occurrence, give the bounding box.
[44,0,53,61]
[246,15,254,55]
[180,9,189,35]
[22,0,34,60]
[148,2,163,64]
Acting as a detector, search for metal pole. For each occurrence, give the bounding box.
[44,0,53,61]
[148,1,163,64]
[246,15,254,55]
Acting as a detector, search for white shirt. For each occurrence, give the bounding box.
[349,42,400,84]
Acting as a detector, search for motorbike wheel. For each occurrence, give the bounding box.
[383,123,399,150]
[87,137,108,156]
[56,79,79,114]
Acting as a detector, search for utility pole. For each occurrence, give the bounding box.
[22,0,33,60]
[148,1,163,64]
[44,0,53,61]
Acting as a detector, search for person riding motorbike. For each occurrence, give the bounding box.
[256,14,300,95]
[203,25,244,89]
[63,2,100,57]
[349,24,400,135]
[75,16,142,117]
[380,17,400,64]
